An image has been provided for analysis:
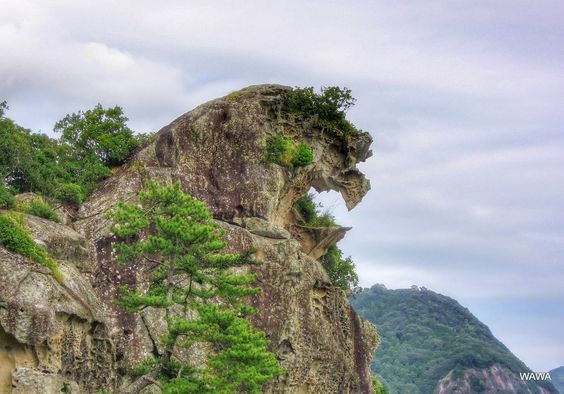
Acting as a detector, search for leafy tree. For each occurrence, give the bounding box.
[109,182,282,393]
[285,86,359,136]
[0,102,147,208]
[0,106,79,200]
[321,245,360,293]
[55,104,140,167]
[0,112,36,192]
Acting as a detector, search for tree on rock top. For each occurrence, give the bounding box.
[55,104,140,167]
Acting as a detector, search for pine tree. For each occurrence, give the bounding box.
[110,182,282,393]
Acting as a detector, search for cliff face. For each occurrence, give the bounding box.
[0,84,378,393]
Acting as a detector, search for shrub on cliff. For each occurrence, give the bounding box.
[285,86,360,137]
[109,182,282,393]
[294,193,336,227]
[265,136,313,168]
[16,197,60,223]
[321,245,360,293]
[0,212,63,282]
[292,142,314,167]
[56,183,86,206]
[294,194,318,223]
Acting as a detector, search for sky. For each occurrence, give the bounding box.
[1,0,563,372]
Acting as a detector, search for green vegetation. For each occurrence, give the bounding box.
[350,285,557,394]
[293,194,336,227]
[0,183,15,209]
[109,182,282,393]
[0,101,7,117]
[265,136,313,168]
[294,193,359,293]
[308,212,337,227]
[0,102,146,209]
[0,212,63,282]
[372,375,389,394]
[285,86,360,137]
[16,197,60,222]
[292,142,314,167]
[321,245,359,293]
[56,182,86,206]
[55,104,140,167]
[294,194,318,224]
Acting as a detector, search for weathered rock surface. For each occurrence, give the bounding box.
[0,214,115,393]
[1,84,377,393]
[75,84,378,392]
[223,223,379,393]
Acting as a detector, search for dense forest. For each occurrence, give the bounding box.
[351,284,556,393]
[0,101,151,210]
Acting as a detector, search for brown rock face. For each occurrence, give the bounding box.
[0,84,378,393]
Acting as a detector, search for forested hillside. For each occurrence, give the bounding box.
[351,284,557,393]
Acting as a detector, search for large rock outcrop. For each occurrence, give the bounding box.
[1,84,378,393]
[76,84,378,392]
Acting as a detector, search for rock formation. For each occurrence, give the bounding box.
[0,84,378,393]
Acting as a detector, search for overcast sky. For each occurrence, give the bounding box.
[1,0,563,372]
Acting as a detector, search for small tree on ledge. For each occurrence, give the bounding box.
[109,181,282,393]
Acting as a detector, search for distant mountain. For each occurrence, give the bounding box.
[550,366,564,393]
[350,284,558,393]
